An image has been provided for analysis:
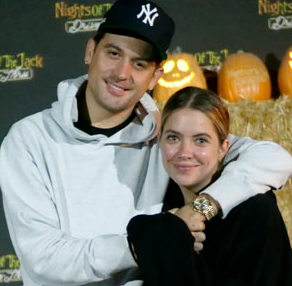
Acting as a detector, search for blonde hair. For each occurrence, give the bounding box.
[161,87,229,144]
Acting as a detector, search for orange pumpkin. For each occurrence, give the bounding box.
[218,52,271,102]
[153,53,207,105]
[278,46,292,96]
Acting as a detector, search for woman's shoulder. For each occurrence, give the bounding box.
[224,190,284,231]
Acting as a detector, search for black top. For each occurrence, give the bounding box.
[128,190,292,286]
[74,80,136,137]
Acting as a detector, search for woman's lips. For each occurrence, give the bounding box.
[173,163,199,171]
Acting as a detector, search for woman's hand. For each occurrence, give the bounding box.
[191,231,206,252]
[169,205,206,252]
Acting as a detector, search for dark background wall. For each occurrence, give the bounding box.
[1,0,291,283]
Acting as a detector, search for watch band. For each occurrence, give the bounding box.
[191,195,216,221]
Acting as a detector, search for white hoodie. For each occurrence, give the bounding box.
[1,75,292,286]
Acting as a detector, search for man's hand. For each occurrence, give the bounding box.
[169,204,206,252]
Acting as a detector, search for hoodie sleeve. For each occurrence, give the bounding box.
[202,134,292,218]
[0,128,137,286]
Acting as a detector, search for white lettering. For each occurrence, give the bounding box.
[0,269,22,283]
[0,67,33,82]
[137,4,159,27]
[66,19,101,33]
[268,15,292,30]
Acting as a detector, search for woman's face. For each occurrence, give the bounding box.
[160,108,229,193]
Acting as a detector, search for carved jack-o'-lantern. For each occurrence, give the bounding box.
[278,46,292,96]
[153,53,207,105]
[218,52,271,102]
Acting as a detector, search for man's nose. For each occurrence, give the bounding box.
[115,60,132,80]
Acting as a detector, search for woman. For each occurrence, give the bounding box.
[127,87,292,286]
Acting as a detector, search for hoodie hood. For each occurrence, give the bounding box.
[51,75,161,145]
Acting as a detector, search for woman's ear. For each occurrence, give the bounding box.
[219,138,229,161]
[84,38,96,65]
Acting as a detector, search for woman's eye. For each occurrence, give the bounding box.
[167,135,178,142]
[196,138,207,144]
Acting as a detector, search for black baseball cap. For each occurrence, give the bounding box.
[97,0,175,60]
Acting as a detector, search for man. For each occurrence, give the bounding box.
[0,0,291,285]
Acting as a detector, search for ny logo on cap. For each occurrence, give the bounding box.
[137,3,159,27]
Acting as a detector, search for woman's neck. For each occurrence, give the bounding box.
[180,186,201,204]
[179,167,224,204]
[180,180,213,204]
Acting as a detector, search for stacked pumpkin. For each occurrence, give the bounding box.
[278,45,292,96]
[153,53,207,107]
[217,52,272,102]
[154,47,292,105]
[218,47,292,101]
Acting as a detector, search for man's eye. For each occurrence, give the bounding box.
[134,61,147,69]
[108,51,119,58]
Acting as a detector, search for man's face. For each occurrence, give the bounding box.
[84,33,163,123]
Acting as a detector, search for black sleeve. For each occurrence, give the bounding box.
[127,192,292,286]
[203,191,292,286]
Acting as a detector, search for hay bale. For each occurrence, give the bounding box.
[225,95,292,247]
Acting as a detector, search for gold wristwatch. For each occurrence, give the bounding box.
[191,195,216,221]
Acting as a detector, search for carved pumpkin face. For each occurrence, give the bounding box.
[218,52,271,102]
[153,53,207,105]
[278,46,292,96]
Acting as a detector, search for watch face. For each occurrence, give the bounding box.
[194,197,209,211]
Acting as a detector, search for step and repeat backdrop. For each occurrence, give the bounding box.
[1,0,292,284]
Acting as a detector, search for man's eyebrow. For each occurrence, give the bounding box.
[104,43,122,51]
[103,43,154,62]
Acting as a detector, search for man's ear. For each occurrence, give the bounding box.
[84,38,96,65]
[148,67,164,91]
